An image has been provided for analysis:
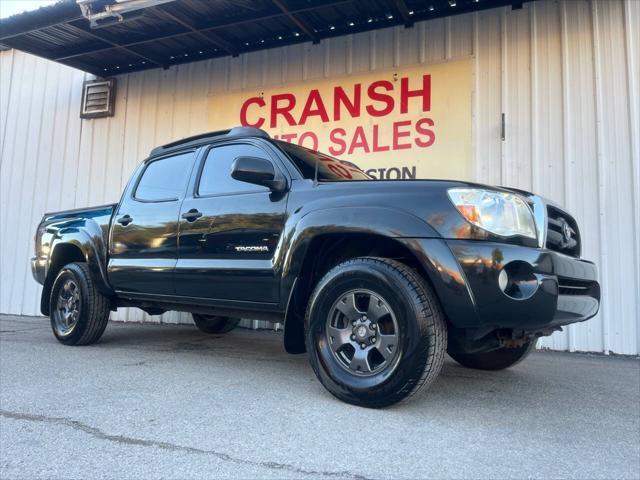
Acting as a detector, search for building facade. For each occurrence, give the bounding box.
[1,0,638,354]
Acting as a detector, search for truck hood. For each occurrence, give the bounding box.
[303,179,546,247]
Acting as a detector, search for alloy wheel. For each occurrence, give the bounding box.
[325,289,400,376]
[53,278,80,336]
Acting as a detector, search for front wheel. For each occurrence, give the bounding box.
[305,257,447,408]
[448,341,537,371]
[192,314,240,334]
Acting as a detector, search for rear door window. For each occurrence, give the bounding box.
[135,151,195,201]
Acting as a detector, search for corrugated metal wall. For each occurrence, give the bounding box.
[1,0,638,354]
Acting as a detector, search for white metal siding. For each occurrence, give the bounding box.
[1,0,638,354]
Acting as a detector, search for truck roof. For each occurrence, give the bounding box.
[148,126,270,158]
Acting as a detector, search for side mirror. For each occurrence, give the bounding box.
[231,156,287,192]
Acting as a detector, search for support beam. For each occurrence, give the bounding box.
[392,0,414,28]
[71,23,167,68]
[153,5,238,57]
[272,0,319,44]
[54,26,186,61]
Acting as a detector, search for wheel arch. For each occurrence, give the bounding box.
[41,232,113,315]
[282,229,442,354]
[279,206,439,295]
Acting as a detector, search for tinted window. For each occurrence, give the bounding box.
[135,152,194,201]
[198,144,271,196]
[275,141,371,181]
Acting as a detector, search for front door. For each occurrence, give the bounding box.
[175,142,288,304]
[108,150,197,295]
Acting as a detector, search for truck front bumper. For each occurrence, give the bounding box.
[407,239,600,333]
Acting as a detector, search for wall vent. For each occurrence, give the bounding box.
[80,79,116,119]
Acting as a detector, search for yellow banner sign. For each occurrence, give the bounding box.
[209,58,472,180]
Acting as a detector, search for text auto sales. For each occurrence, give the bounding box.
[239,75,434,179]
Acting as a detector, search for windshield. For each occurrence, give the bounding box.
[275,141,372,181]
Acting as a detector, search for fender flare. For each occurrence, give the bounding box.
[279,205,439,288]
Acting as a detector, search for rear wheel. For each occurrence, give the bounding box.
[448,341,537,371]
[49,262,110,346]
[192,314,240,334]
[305,257,447,408]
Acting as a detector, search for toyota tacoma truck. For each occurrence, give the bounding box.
[32,126,600,407]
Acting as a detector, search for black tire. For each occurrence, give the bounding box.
[192,314,240,334]
[49,262,110,346]
[448,340,537,371]
[305,257,447,408]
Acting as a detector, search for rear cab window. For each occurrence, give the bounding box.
[135,151,195,201]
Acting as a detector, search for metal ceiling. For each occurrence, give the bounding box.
[0,0,532,77]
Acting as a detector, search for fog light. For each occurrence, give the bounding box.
[498,269,509,292]
[499,261,539,300]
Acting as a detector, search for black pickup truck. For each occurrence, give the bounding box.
[32,126,600,407]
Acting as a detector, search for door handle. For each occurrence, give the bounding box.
[117,214,133,226]
[181,209,203,222]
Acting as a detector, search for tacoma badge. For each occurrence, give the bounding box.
[234,245,269,252]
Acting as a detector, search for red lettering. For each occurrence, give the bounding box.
[329,128,347,156]
[393,120,412,150]
[299,89,329,125]
[240,97,265,128]
[334,84,361,121]
[348,126,371,154]
[366,80,394,117]
[270,93,297,128]
[279,133,298,143]
[372,124,390,152]
[415,118,436,147]
[400,75,431,114]
[299,131,318,150]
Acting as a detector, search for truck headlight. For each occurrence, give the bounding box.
[447,188,537,240]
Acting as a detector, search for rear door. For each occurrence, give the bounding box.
[108,150,197,295]
[174,141,288,304]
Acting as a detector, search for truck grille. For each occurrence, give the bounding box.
[546,206,581,257]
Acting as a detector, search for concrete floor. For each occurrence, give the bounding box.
[1,314,638,480]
